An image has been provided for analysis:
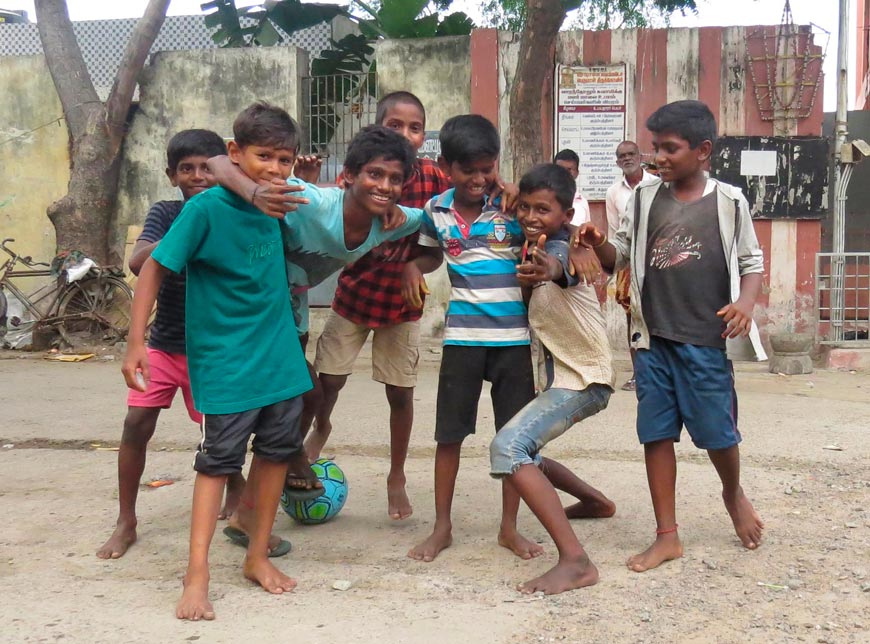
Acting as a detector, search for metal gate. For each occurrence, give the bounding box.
[815,252,870,345]
[302,71,378,307]
[302,71,378,184]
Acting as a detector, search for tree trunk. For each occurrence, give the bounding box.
[509,0,567,177]
[47,119,122,265]
[34,0,170,265]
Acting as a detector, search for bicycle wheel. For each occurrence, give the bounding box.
[57,276,133,346]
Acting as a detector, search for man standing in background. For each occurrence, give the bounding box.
[604,140,655,391]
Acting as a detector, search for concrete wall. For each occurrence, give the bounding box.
[116,46,309,245]
[374,36,474,335]
[375,36,471,132]
[0,55,67,266]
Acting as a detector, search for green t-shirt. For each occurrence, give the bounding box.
[151,186,311,414]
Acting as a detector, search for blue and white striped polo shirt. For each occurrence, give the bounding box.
[419,189,529,347]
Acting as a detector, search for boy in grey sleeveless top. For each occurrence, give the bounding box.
[576,100,766,573]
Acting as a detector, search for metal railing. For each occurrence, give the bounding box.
[815,252,870,345]
[302,71,378,183]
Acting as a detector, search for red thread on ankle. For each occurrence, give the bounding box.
[240,497,255,510]
[656,524,678,535]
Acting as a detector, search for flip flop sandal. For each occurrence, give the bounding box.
[282,482,325,502]
[223,526,292,558]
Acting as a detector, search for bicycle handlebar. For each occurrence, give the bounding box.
[0,238,51,267]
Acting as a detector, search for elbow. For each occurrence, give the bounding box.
[207,154,229,179]
[738,252,764,277]
[128,256,144,276]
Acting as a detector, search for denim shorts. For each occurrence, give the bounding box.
[635,336,741,450]
[489,384,611,477]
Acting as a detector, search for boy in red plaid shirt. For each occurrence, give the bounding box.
[308,92,449,520]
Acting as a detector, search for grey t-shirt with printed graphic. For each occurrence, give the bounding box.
[641,186,730,349]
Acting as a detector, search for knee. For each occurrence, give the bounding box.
[319,373,347,397]
[122,408,158,445]
[385,384,413,409]
[489,431,511,463]
[490,428,526,475]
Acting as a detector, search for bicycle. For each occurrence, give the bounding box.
[0,238,133,347]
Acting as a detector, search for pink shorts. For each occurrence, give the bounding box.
[126,348,201,423]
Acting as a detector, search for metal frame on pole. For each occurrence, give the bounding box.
[830,0,851,342]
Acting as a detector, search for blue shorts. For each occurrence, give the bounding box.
[635,336,741,450]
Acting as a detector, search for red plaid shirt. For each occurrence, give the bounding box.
[332,157,450,327]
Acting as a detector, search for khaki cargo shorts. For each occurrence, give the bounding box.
[314,311,420,388]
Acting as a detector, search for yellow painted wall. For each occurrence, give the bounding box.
[0,55,67,267]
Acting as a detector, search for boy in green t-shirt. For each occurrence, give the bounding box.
[122,103,311,621]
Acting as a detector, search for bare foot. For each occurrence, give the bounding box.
[96,520,137,559]
[285,452,323,491]
[228,510,285,555]
[176,569,214,621]
[219,473,245,520]
[243,556,297,594]
[626,532,683,572]
[387,474,413,520]
[498,527,545,560]
[723,487,764,549]
[518,556,599,594]
[304,422,330,462]
[564,496,616,519]
[408,525,453,562]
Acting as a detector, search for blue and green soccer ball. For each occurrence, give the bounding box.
[281,458,348,524]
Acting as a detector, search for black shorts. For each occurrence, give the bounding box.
[434,344,536,444]
[194,396,304,476]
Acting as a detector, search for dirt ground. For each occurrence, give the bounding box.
[0,345,868,644]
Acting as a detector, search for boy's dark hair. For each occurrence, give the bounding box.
[376,91,426,126]
[519,164,576,211]
[553,148,580,167]
[343,125,416,181]
[166,129,227,172]
[233,102,299,151]
[439,114,500,164]
[646,100,717,149]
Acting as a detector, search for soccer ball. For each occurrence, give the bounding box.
[281,458,348,524]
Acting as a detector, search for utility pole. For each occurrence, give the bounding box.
[831,0,850,342]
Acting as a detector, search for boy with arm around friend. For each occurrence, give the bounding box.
[123,103,312,620]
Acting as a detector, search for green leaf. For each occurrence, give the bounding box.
[203,11,224,28]
[254,20,282,46]
[436,11,474,36]
[266,0,348,35]
[410,14,439,37]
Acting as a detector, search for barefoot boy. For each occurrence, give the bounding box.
[402,114,542,562]
[490,163,615,595]
[208,124,421,500]
[575,100,766,572]
[308,91,450,521]
[97,129,242,560]
[123,103,311,620]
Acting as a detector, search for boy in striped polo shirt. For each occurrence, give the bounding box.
[402,115,541,562]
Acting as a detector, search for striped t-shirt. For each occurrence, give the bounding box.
[419,189,529,347]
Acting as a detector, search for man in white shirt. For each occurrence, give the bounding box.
[604,140,654,391]
[554,149,591,225]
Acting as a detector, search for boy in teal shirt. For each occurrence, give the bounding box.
[123,102,311,620]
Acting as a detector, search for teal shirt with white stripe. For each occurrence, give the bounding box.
[418,189,529,347]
